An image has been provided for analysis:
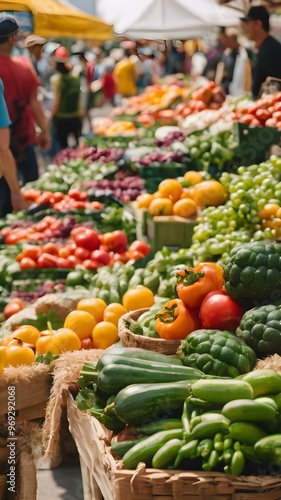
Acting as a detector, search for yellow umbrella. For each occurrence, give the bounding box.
[0,0,113,40]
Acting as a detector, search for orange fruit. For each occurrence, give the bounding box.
[183,170,203,185]
[9,325,40,346]
[4,300,24,319]
[149,198,173,216]
[180,187,195,200]
[103,303,127,327]
[158,179,183,203]
[136,193,154,209]
[258,203,280,220]
[173,198,197,218]
[36,335,52,355]
[46,328,81,354]
[122,286,155,311]
[192,180,226,208]
[92,321,119,349]
[64,310,96,340]
[76,298,107,323]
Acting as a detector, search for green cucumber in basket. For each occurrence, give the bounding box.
[114,380,195,425]
[96,362,204,395]
[95,353,186,375]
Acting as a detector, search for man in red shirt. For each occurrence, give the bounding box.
[0,14,50,190]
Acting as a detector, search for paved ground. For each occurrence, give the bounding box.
[37,461,84,500]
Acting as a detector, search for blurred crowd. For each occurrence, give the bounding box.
[1,6,281,217]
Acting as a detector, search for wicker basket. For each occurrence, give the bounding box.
[67,395,281,500]
[118,309,181,355]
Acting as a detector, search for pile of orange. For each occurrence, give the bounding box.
[136,172,227,218]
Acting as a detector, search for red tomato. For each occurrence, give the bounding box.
[91,201,103,210]
[66,255,81,267]
[5,230,28,244]
[58,247,72,258]
[22,245,42,261]
[52,192,65,203]
[68,188,88,201]
[36,192,55,205]
[128,240,150,257]
[273,102,281,112]
[42,242,59,255]
[111,252,129,264]
[255,109,271,123]
[239,114,256,125]
[74,247,91,261]
[199,290,244,332]
[272,111,281,121]
[26,232,46,242]
[128,250,145,261]
[20,257,37,269]
[90,249,111,265]
[265,117,277,128]
[37,253,58,268]
[82,259,101,270]
[74,229,100,251]
[56,257,72,268]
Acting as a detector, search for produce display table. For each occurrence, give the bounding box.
[66,394,281,500]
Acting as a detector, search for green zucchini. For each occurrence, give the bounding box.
[228,422,266,446]
[239,369,281,398]
[111,437,146,457]
[99,345,182,369]
[96,363,203,395]
[222,399,277,423]
[96,353,189,376]
[122,429,183,469]
[136,418,182,435]
[191,379,253,405]
[114,381,194,425]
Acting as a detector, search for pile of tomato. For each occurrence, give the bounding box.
[15,227,151,270]
[22,188,103,212]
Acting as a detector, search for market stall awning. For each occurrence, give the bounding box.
[0,0,113,40]
[96,0,249,40]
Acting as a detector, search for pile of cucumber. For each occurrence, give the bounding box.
[76,346,281,475]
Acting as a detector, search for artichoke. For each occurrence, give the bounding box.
[223,241,281,303]
[181,329,256,378]
[236,304,281,357]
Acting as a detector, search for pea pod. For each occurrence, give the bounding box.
[196,439,213,458]
[152,438,184,469]
[230,450,245,476]
[173,440,199,468]
[202,450,219,471]
[223,448,234,464]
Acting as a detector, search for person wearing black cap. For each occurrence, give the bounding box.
[0,14,50,190]
[241,6,281,98]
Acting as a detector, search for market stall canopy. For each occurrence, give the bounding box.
[96,0,249,40]
[0,0,113,40]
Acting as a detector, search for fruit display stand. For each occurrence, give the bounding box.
[66,394,281,500]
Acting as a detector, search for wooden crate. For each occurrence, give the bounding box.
[133,204,197,253]
[0,368,51,423]
[66,394,281,500]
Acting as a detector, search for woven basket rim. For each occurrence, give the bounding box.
[118,308,181,346]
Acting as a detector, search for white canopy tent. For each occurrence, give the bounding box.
[96,0,250,40]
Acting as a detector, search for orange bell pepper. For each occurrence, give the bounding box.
[155,298,200,340]
[176,263,224,310]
